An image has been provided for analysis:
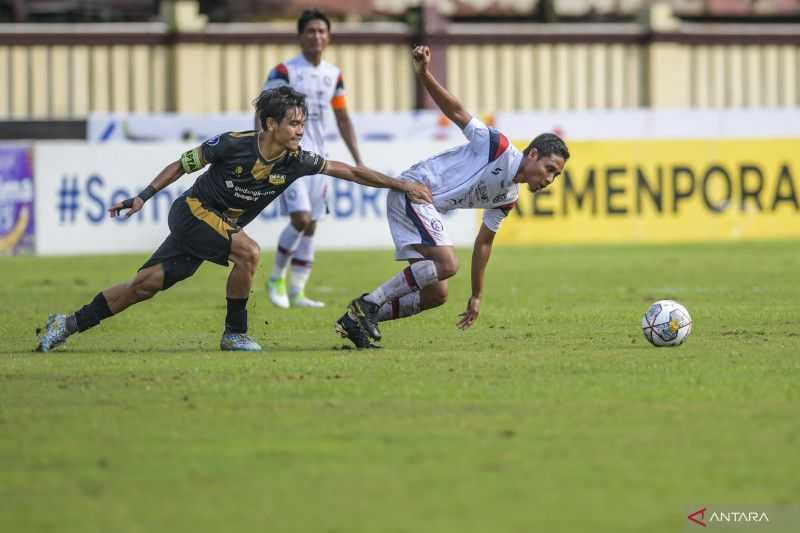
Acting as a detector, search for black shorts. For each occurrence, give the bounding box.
[140,194,241,289]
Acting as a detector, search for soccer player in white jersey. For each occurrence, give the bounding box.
[336,45,570,348]
[263,9,363,309]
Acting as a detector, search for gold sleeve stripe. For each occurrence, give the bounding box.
[319,159,328,174]
[181,147,205,173]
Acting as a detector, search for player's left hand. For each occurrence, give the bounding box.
[405,181,433,204]
[411,45,431,74]
[457,296,480,329]
[109,196,144,218]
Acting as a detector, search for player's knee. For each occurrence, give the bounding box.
[436,257,459,280]
[243,241,261,272]
[291,213,312,232]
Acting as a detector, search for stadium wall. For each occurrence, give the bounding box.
[1,14,799,119]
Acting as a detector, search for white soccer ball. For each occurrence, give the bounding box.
[641,300,693,347]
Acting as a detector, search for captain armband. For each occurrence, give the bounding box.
[180,147,205,173]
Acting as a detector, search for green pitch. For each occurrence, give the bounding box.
[2,241,799,532]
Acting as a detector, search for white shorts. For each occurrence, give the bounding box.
[386,189,452,260]
[279,173,329,220]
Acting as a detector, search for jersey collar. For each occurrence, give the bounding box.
[255,131,287,165]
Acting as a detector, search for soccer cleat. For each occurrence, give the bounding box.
[220,331,263,352]
[335,312,379,349]
[267,277,290,309]
[289,290,325,308]
[348,294,382,341]
[36,313,71,352]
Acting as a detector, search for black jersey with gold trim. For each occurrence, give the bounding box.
[180,130,327,227]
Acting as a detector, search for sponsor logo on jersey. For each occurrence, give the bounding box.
[493,192,508,203]
[268,174,287,185]
[476,182,489,202]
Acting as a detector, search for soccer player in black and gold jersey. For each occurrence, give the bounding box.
[35,87,431,352]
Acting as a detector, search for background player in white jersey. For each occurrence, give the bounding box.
[336,45,570,348]
[262,10,363,309]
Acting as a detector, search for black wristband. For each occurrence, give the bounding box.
[137,185,157,202]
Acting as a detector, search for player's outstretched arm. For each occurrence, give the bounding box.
[457,223,496,329]
[108,159,185,218]
[412,45,472,129]
[324,160,433,204]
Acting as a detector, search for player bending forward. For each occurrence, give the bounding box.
[35,87,431,353]
[335,46,570,348]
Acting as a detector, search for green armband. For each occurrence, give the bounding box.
[180,147,204,173]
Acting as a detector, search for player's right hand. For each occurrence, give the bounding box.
[457,296,481,330]
[405,181,433,204]
[411,45,431,74]
[109,196,145,218]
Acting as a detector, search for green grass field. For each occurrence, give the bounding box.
[2,241,799,532]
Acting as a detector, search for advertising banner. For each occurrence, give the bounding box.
[88,109,800,144]
[88,111,469,144]
[33,140,475,256]
[0,145,35,255]
[496,138,800,245]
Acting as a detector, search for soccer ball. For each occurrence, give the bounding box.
[641,300,693,347]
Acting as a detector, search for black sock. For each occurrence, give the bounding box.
[65,315,78,334]
[73,292,114,333]
[225,298,248,334]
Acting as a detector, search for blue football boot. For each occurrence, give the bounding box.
[220,331,262,351]
[36,314,71,352]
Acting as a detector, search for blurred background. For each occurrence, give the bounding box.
[1,0,799,256]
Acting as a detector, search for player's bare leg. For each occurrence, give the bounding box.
[268,211,310,308]
[35,264,165,352]
[222,231,262,351]
[103,264,165,313]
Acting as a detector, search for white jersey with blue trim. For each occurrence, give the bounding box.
[262,54,346,156]
[399,117,522,232]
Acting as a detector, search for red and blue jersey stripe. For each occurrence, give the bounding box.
[488,128,509,163]
[267,63,290,84]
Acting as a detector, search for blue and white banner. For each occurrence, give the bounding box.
[88,109,800,144]
[33,140,475,256]
[87,111,471,144]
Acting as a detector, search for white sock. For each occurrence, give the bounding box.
[377,292,422,322]
[364,260,438,306]
[271,224,303,280]
[289,236,314,296]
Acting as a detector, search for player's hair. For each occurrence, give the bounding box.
[253,86,308,130]
[524,133,570,161]
[298,9,331,34]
